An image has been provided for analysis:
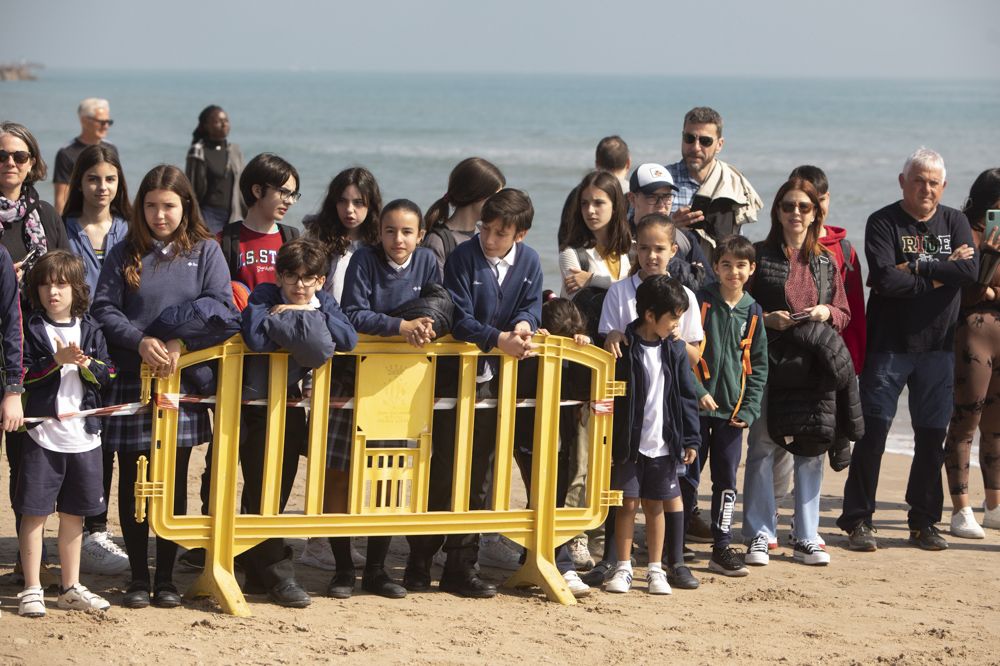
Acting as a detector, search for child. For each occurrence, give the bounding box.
[423,157,506,273]
[92,164,233,609]
[61,143,132,576]
[240,237,357,607]
[405,188,542,599]
[694,236,768,577]
[324,199,440,600]
[605,275,700,595]
[16,250,115,617]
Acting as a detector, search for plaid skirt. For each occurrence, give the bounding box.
[325,357,356,471]
[103,373,212,453]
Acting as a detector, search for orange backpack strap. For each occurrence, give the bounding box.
[730,312,759,421]
[697,301,711,380]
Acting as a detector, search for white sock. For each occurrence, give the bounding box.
[648,562,664,573]
[616,560,633,573]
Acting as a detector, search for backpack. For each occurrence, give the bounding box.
[219,221,300,280]
[695,299,761,421]
[571,247,609,342]
[422,224,458,258]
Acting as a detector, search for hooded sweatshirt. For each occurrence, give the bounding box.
[819,225,866,373]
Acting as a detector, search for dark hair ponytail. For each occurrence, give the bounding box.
[425,157,506,229]
[191,105,224,144]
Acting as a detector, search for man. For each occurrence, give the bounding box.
[666,107,762,255]
[595,135,631,195]
[52,98,118,214]
[837,148,976,552]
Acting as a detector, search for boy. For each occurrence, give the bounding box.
[606,275,700,595]
[405,188,542,598]
[239,238,358,607]
[693,236,768,577]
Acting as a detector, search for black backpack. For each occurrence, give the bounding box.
[422,224,458,258]
[219,221,300,280]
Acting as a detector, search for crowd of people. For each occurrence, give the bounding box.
[0,99,997,618]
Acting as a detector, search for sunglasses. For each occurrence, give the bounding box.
[779,201,815,215]
[0,150,32,165]
[268,185,301,204]
[682,132,716,148]
[90,118,114,128]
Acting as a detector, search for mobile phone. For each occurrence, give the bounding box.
[790,311,810,321]
[20,245,43,265]
[986,210,1000,241]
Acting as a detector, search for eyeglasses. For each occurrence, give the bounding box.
[643,193,674,206]
[269,185,301,204]
[279,273,319,287]
[682,132,716,148]
[0,150,32,165]
[779,201,815,215]
[89,118,114,128]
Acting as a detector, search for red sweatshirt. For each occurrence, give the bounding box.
[819,225,866,374]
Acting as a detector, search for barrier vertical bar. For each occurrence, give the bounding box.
[450,354,478,512]
[260,353,289,515]
[490,354,517,511]
[304,358,332,515]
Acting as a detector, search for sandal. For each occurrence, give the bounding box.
[18,586,46,618]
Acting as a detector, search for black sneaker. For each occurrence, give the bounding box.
[580,561,611,587]
[178,548,206,572]
[847,522,877,552]
[665,564,699,590]
[909,525,948,551]
[708,547,749,577]
[686,508,713,544]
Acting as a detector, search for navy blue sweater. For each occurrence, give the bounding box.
[0,245,22,386]
[444,237,542,352]
[242,283,358,354]
[92,239,233,373]
[23,312,115,436]
[342,245,441,336]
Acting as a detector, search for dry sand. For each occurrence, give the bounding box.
[0,446,998,666]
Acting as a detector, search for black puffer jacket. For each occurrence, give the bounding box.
[766,320,863,456]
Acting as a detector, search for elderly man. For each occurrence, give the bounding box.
[52,98,118,213]
[666,107,762,255]
[837,148,976,552]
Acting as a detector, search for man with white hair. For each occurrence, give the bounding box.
[837,148,977,552]
[52,98,118,213]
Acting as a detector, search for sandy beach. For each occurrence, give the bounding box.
[0,442,997,666]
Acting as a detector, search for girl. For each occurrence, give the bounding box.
[327,199,441,599]
[423,157,506,273]
[92,165,232,609]
[945,167,1000,537]
[558,170,633,301]
[16,251,115,617]
[298,167,382,571]
[61,144,132,575]
[185,105,246,233]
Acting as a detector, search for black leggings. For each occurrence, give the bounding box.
[117,448,193,586]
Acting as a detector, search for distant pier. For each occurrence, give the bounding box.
[0,63,42,81]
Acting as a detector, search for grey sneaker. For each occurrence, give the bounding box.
[909,525,948,551]
[847,522,877,552]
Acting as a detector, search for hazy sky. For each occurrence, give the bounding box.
[7,0,999,77]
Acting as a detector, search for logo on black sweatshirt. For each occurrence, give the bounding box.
[900,233,952,259]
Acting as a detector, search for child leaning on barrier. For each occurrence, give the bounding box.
[16,250,115,617]
[239,237,357,608]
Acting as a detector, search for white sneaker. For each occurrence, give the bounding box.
[604,565,633,593]
[950,507,985,539]
[297,537,338,571]
[745,534,770,566]
[57,583,110,611]
[79,530,130,575]
[789,518,826,548]
[18,586,46,618]
[567,535,594,571]
[562,570,591,598]
[793,540,831,566]
[646,568,672,595]
[478,534,522,571]
[984,502,1000,530]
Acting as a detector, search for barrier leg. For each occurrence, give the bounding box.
[188,551,249,617]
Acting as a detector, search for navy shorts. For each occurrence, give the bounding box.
[13,438,107,517]
[612,453,681,500]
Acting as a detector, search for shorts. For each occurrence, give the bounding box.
[612,453,680,501]
[13,438,107,517]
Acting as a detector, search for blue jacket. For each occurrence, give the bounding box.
[63,215,129,298]
[22,312,116,436]
[612,321,701,464]
[444,236,542,352]
[0,245,22,386]
[342,245,441,336]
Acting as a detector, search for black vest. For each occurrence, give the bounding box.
[750,241,836,314]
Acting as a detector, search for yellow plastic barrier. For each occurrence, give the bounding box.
[135,334,624,616]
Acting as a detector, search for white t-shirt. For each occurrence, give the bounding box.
[28,318,102,454]
[597,273,703,344]
[638,340,668,458]
[557,246,633,299]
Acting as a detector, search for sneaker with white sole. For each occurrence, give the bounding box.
[604,565,633,593]
[793,539,831,565]
[950,507,985,539]
[745,534,770,566]
[567,535,594,571]
[646,568,672,595]
[297,537,338,571]
[562,570,591,598]
[788,518,826,549]
[709,547,749,577]
[18,586,46,618]
[80,530,130,575]
[478,534,522,571]
[57,584,111,611]
[983,502,1000,530]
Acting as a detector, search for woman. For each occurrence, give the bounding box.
[944,167,1000,537]
[185,105,245,233]
[741,177,857,568]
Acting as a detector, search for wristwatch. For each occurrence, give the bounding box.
[4,384,25,394]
